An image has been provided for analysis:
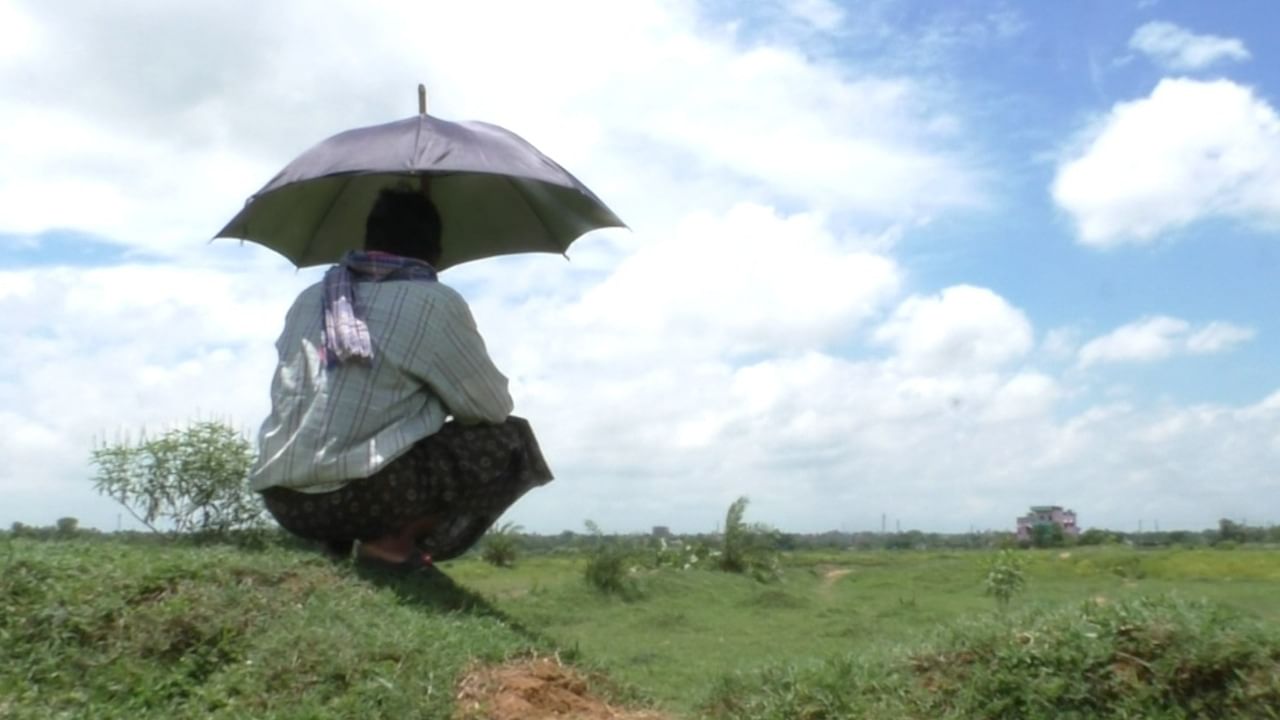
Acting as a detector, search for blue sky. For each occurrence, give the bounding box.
[1,0,1277,535]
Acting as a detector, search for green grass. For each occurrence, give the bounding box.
[705,596,1280,719]
[450,546,1280,713]
[0,536,569,719]
[6,537,1280,718]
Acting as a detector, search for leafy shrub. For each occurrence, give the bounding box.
[885,531,922,550]
[983,549,1026,609]
[1217,518,1247,544]
[718,497,781,582]
[582,520,639,598]
[1030,522,1066,548]
[1078,528,1120,546]
[584,545,631,595]
[90,420,264,535]
[480,522,521,568]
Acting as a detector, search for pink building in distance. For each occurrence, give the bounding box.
[1016,505,1079,541]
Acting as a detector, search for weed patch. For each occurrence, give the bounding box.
[705,596,1280,719]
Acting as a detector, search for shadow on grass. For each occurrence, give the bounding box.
[352,560,565,655]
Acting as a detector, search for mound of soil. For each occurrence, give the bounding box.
[453,657,669,720]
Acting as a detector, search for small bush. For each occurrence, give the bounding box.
[584,545,630,594]
[983,549,1026,609]
[90,420,264,535]
[1078,528,1120,546]
[719,497,781,582]
[480,522,521,568]
[582,521,639,598]
[1031,522,1066,548]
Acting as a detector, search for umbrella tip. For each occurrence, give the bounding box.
[418,84,427,115]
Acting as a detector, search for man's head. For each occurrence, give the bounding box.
[364,187,443,265]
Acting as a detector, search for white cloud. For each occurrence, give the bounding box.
[1078,316,1188,366]
[783,0,845,32]
[1186,322,1257,354]
[874,285,1034,373]
[1032,398,1280,526]
[1041,326,1081,362]
[1052,78,1280,246]
[985,372,1060,423]
[1078,316,1255,367]
[913,8,1027,55]
[571,203,901,357]
[0,254,316,516]
[0,1,41,67]
[1129,21,1250,71]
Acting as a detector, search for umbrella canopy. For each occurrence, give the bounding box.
[215,113,625,269]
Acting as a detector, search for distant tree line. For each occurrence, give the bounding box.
[464,519,1280,555]
[7,517,94,540]
[10,516,1277,553]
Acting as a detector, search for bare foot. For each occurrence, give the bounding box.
[357,537,416,564]
[357,515,440,565]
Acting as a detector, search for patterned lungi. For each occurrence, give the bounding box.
[261,416,552,561]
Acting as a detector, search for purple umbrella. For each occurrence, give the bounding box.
[216,88,624,269]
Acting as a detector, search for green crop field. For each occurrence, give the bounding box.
[4,534,1279,718]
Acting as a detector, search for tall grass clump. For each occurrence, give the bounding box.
[983,548,1026,609]
[479,521,521,568]
[582,521,640,598]
[705,595,1280,719]
[718,496,781,582]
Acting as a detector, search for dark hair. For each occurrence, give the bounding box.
[364,187,443,265]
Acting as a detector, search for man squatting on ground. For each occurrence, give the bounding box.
[248,187,552,568]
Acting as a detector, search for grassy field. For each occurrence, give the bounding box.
[451,546,1280,713]
[0,536,590,719]
[4,535,1279,718]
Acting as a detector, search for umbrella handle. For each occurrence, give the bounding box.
[417,83,431,196]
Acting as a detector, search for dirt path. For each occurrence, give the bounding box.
[453,657,672,720]
[821,568,852,587]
